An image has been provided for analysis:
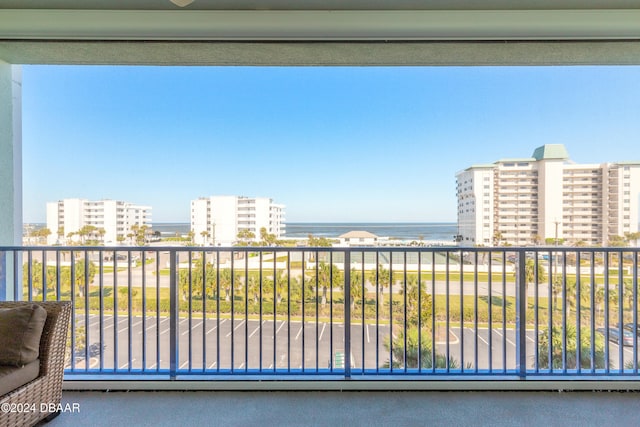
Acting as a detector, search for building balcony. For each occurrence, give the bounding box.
[2,245,639,388]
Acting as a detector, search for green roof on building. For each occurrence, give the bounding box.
[532,144,570,161]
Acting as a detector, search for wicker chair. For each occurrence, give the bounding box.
[0,301,71,427]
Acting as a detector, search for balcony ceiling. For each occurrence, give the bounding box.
[1,0,639,10]
[1,0,640,65]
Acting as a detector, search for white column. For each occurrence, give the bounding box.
[0,62,22,300]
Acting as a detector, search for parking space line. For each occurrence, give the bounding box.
[249,325,261,339]
[234,320,245,331]
[493,329,516,348]
[182,320,202,336]
[226,320,246,337]
[275,320,286,336]
[318,323,326,341]
[206,318,226,335]
[119,359,135,370]
[470,328,489,346]
[295,326,303,340]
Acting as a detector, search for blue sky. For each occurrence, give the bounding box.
[22,65,640,223]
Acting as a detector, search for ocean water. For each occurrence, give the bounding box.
[151,222,458,242]
[285,222,457,242]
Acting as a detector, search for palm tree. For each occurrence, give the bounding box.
[341,268,363,312]
[97,228,106,245]
[317,262,343,307]
[259,227,277,246]
[368,265,390,313]
[236,229,255,246]
[72,258,96,298]
[384,327,458,369]
[400,275,432,327]
[537,325,606,370]
[200,230,211,246]
[551,275,563,308]
[624,231,640,247]
[220,268,233,302]
[623,279,634,310]
[595,285,605,317]
[524,258,546,285]
[273,270,289,305]
[247,274,260,304]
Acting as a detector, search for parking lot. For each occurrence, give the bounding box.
[70,313,639,373]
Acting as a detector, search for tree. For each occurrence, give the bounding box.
[493,231,504,246]
[545,237,565,246]
[220,268,233,302]
[274,270,289,305]
[537,325,606,370]
[247,274,260,304]
[58,258,96,298]
[400,275,432,327]
[524,258,546,286]
[595,285,618,318]
[56,226,65,244]
[130,224,150,246]
[31,227,51,245]
[307,234,333,247]
[573,240,587,247]
[551,275,563,308]
[97,228,106,245]
[260,227,278,246]
[368,265,390,312]
[200,230,211,246]
[609,235,628,247]
[384,327,458,370]
[317,262,343,307]
[623,278,635,310]
[236,229,255,246]
[625,232,640,247]
[339,268,363,312]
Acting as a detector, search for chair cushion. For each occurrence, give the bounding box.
[0,360,40,396]
[0,304,48,366]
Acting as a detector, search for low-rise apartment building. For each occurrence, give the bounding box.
[457,144,640,246]
[191,195,285,246]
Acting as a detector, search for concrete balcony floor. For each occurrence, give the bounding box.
[48,390,640,426]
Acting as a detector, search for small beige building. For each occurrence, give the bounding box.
[338,230,379,247]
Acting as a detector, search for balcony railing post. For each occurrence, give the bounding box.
[0,250,21,301]
[516,249,527,379]
[169,249,178,380]
[344,250,351,379]
[0,251,7,300]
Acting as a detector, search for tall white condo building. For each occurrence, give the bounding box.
[456,144,640,247]
[46,199,152,245]
[191,196,285,246]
